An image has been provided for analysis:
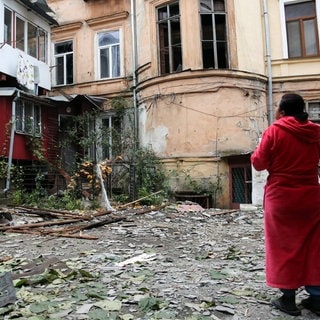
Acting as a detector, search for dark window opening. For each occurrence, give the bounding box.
[157,2,182,74]
[200,0,229,69]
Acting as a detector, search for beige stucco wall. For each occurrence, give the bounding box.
[233,0,265,74]
[48,0,132,97]
[46,0,320,208]
[138,71,267,158]
[136,69,267,208]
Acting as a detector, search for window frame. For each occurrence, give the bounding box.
[15,99,42,136]
[156,1,182,75]
[97,30,121,80]
[199,0,229,69]
[4,7,12,45]
[95,113,122,161]
[280,0,320,59]
[54,40,74,86]
[306,100,320,122]
[4,6,48,62]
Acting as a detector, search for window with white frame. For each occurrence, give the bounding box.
[157,2,182,74]
[54,40,74,85]
[99,115,122,160]
[98,31,120,79]
[4,7,48,62]
[15,100,41,135]
[306,101,320,122]
[199,0,229,69]
[284,0,319,58]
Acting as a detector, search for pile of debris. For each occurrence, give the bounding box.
[0,206,125,240]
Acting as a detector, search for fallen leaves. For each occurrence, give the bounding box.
[0,206,125,240]
[0,206,284,319]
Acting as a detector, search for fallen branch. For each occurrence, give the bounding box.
[118,190,163,209]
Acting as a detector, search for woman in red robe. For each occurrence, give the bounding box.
[251,93,320,316]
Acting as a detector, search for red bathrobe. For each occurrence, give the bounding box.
[251,116,320,289]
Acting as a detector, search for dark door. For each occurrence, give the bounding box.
[59,115,77,172]
[229,156,252,209]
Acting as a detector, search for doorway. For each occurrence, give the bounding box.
[228,155,252,209]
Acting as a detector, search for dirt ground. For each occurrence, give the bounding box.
[0,204,319,320]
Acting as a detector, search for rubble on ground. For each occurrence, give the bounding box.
[0,202,317,319]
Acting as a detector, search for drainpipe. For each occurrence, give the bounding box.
[130,0,138,200]
[4,90,20,194]
[130,0,138,144]
[263,0,273,125]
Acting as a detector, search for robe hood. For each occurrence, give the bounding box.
[274,116,320,144]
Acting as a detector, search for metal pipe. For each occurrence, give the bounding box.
[130,0,138,146]
[4,90,20,194]
[130,0,138,200]
[263,0,273,125]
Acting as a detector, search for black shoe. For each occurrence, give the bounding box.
[271,296,301,316]
[301,297,320,316]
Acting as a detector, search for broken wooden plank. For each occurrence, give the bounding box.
[48,232,99,240]
[4,228,98,240]
[81,216,126,230]
[48,216,127,234]
[0,218,83,231]
[135,203,169,215]
[210,209,239,216]
[11,206,92,220]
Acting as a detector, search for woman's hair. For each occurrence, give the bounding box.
[279,93,308,121]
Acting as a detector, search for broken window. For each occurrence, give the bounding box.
[15,99,41,136]
[98,30,120,79]
[54,40,74,85]
[199,0,229,69]
[285,0,319,58]
[157,2,182,74]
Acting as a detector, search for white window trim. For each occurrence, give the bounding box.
[95,113,118,161]
[15,100,42,136]
[53,39,74,86]
[4,8,48,63]
[96,29,122,80]
[279,0,320,58]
